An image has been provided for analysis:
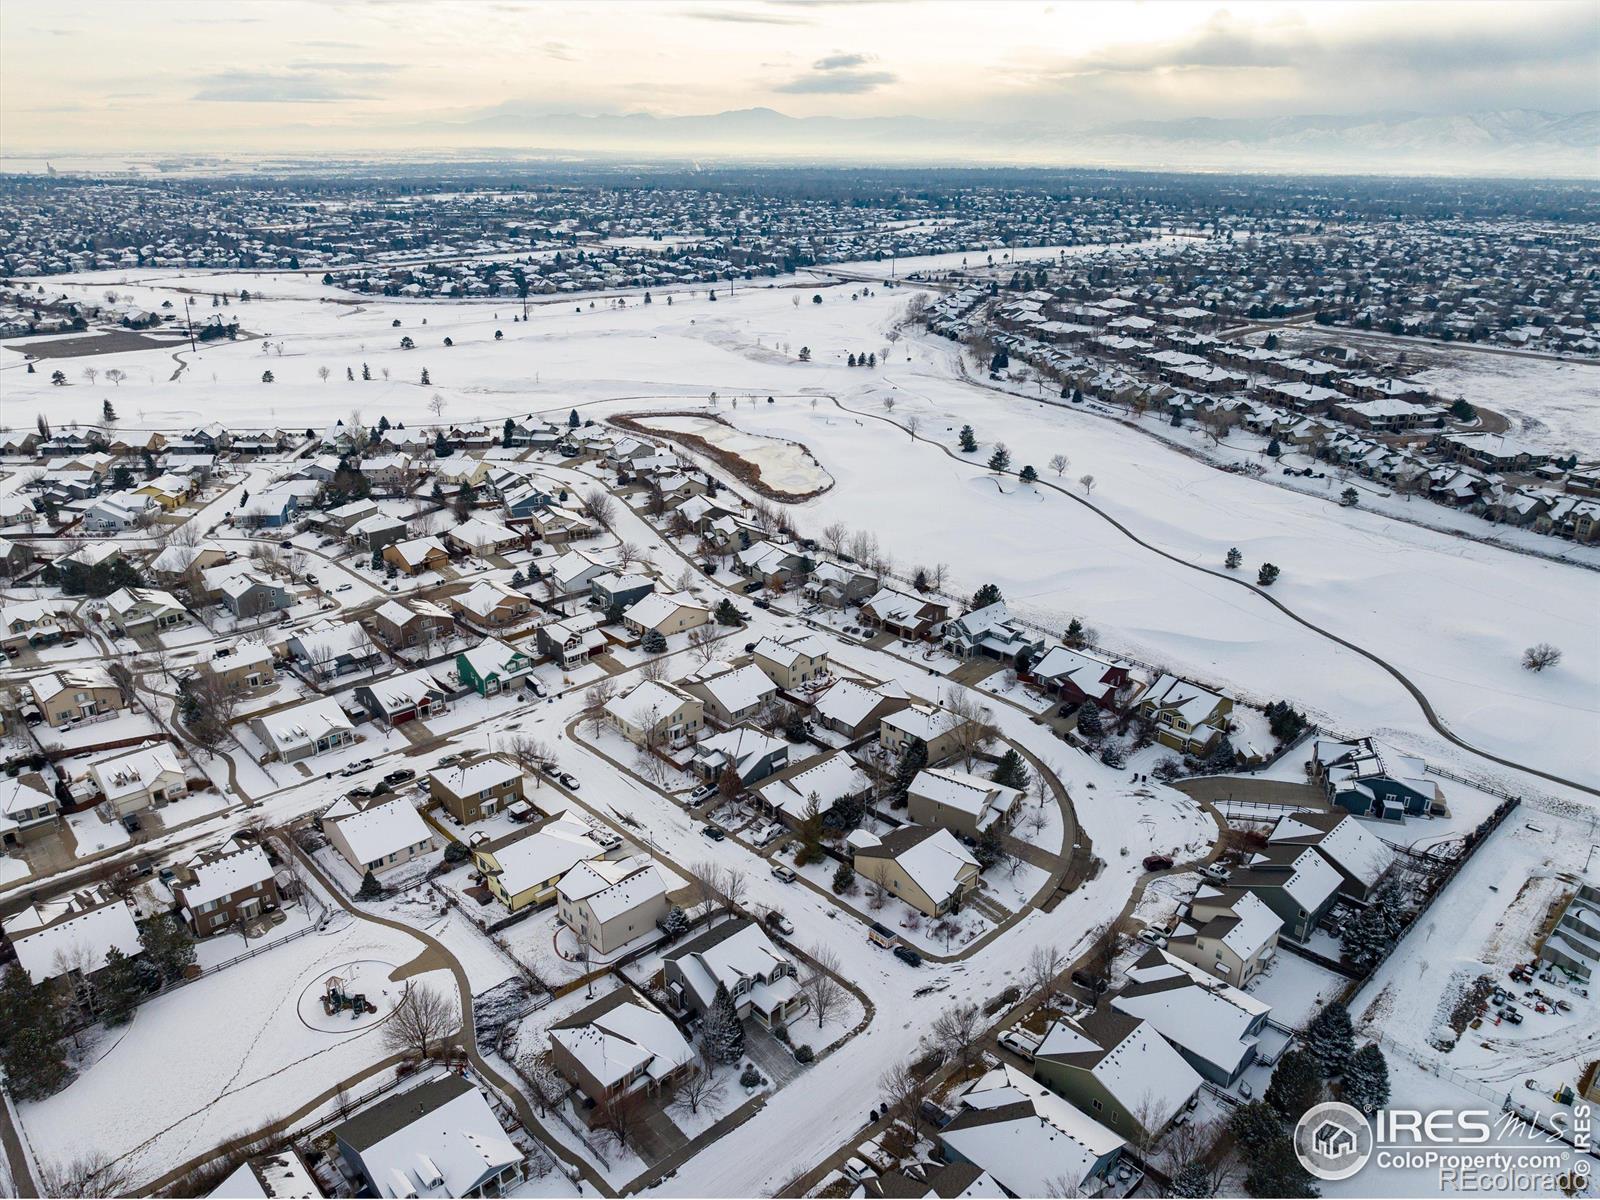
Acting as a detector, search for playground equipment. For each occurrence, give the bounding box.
[321,975,378,1018]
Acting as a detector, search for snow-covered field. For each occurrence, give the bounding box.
[630,414,832,496]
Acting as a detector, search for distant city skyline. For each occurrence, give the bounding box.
[2,0,1595,159]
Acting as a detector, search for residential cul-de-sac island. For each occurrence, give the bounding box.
[0,166,1596,1200]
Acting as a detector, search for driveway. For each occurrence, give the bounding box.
[740,1019,806,1087]
[629,1100,690,1165]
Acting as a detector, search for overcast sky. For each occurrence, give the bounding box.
[3,0,1596,153]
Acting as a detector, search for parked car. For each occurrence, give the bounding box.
[690,781,717,802]
[278,539,293,549]
[523,677,547,698]
[770,864,797,883]
[700,824,726,842]
[999,1029,1039,1062]
[335,583,352,593]
[751,821,784,846]
[892,945,923,968]
[340,758,374,777]
[765,911,794,936]
[346,786,373,799]
[1142,854,1174,871]
[1137,928,1167,947]
[304,574,319,586]
[384,768,416,786]
[1199,863,1231,883]
[438,753,464,768]
[1071,969,1108,995]
[557,772,580,790]
[841,1158,876,1185]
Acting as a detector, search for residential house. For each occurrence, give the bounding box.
[429,756,524,824]
[1265,810,1393,900]
[683,662,777,727]
[734,540,808,590]
[250,698,356,763]
[331,1075,525,1200]
[1029,646,1135,711]
[858,587,949,640]
[289,621,383,680]
[604,680,704,748]
[622,591,710,639]
[208,1152,321,1199]
[528,504,595,543]
[943,602,1045,662]
[447,516,524,557]
[849,825,980,918]
[536,611,607,667]
[210,569,292,619]
[456,638,533,696]
[323,795,434,876]
[750,634,830,691]
[449,580,534,629]
[172,839,280,936]
[1111,949,1272,1086]
[1032,1006,1203,1143]
[384,535,452,576]
[89,742,188,820]
[879,702,976,766]
[660,918,804,1030]
[201,640,277,691]
[755,751,874,827]
[83,493,156,532]
[549,990,696,1106]
[690,725,789,786]
[2,892,143,990]
[1220,845,1343,941]
[809,678,911,739]
[346,513,409,554]
[938,1065,1126,1199]
[1538,884,1600,984]
[355,666,454,727]
[589,572,655,613]
[1165,890,1283,987]
[0,774,59,846]
[906,767,1021,839]
[546,547,613,599]
[471,815,621,912]
[372,597,455,652]
[556,857,670,954]
[132,473,194,510]
[149,541,226,593]
[1311,736,1444,820]
[1136,674,1233,755]
[29,668,124,727]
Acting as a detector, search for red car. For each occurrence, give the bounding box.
[1143,854,1174,871]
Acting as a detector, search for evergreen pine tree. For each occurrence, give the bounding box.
[503,418,515,447]
[1228,1099,1283,1150]
[986,445,1011,472]
[1258,562,1281,586]
[1340,905,1390,971]
[1343,1043,1391,1114]
[642,628,668,654]
[831,861,855,893]
[1170,1162,1214,1198]
[1264,1048,1321,1121]
[1225,547,1242,570]
[992,749,1029,791]
[139,915,196,983]
[971,582,1003,608]
[1306,1002,1356,1078]
[1,1024,70,1102]
[96,947,145,1026]
[714,598,741,625]
[420,368,430,385]
[974,824,1004,871]
[661,906,689,939]
[1244,1136,1320,1199]
[1019,464,1037,482]
[1065,617,1085,646]
[958,425,978,453]
[1077,701,1104,739]
[356,870,385,901]
[705,981,745,1063]
[433,430,452,457]
[568,409,580,428]
[894,739,928,796]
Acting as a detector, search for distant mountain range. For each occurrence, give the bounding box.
[421,105,1598,177]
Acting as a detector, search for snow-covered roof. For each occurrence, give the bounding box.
[750,633,829,670]
[551,996,692,1090]
[1268,810,1393,890]
[755,751,872,820]
[941,1064,1124,1195]
[432,756,521,797]
[481,816,612,896]
[908,766,1021,830]
[1036,1006,1201,1130]
[254,697,353,752]
[458,637,527,680]
[328,797,432,866]
[623,590,707,630]
[691,663,776,715]
[858,825,978,903]
[1113,949,1269,1077]
[337,1075,521,1199]
[3,897,142,984]
[208,1152,321,1199]
[604,680,698,729]
[177,843,275,910]
[665,920,792,1011]
[811,678,906,729]
[90,743,185,803]
[557,857,667,924]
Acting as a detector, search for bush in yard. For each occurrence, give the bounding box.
[443,841,470,864]
[356,870,385,901]
[831,861,855,894]
[642,628,668,654]
[740,1064,763,1088]
[794,1044,814,1063]
[1098,742,1125,769]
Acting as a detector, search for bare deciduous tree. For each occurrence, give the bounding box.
[581,488,616,527]
[804,943,846,1029]
[583,679,617,735]
[382,983,456,1060]
[926,1001,983,1076]
[39,1152,135,1199]
[879,1059,934,1140]
[1049,453,1070,476]
[669,1055,727,1116]
[1078,473,1096,496]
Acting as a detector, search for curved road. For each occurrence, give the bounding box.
[821,393,1598,800]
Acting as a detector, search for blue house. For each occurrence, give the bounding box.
[1311,736,1442,820]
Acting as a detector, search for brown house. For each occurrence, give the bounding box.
[171,839,281,936]
[428,756,525,825]
[548,988,696,1107]
[371,597,455,650]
